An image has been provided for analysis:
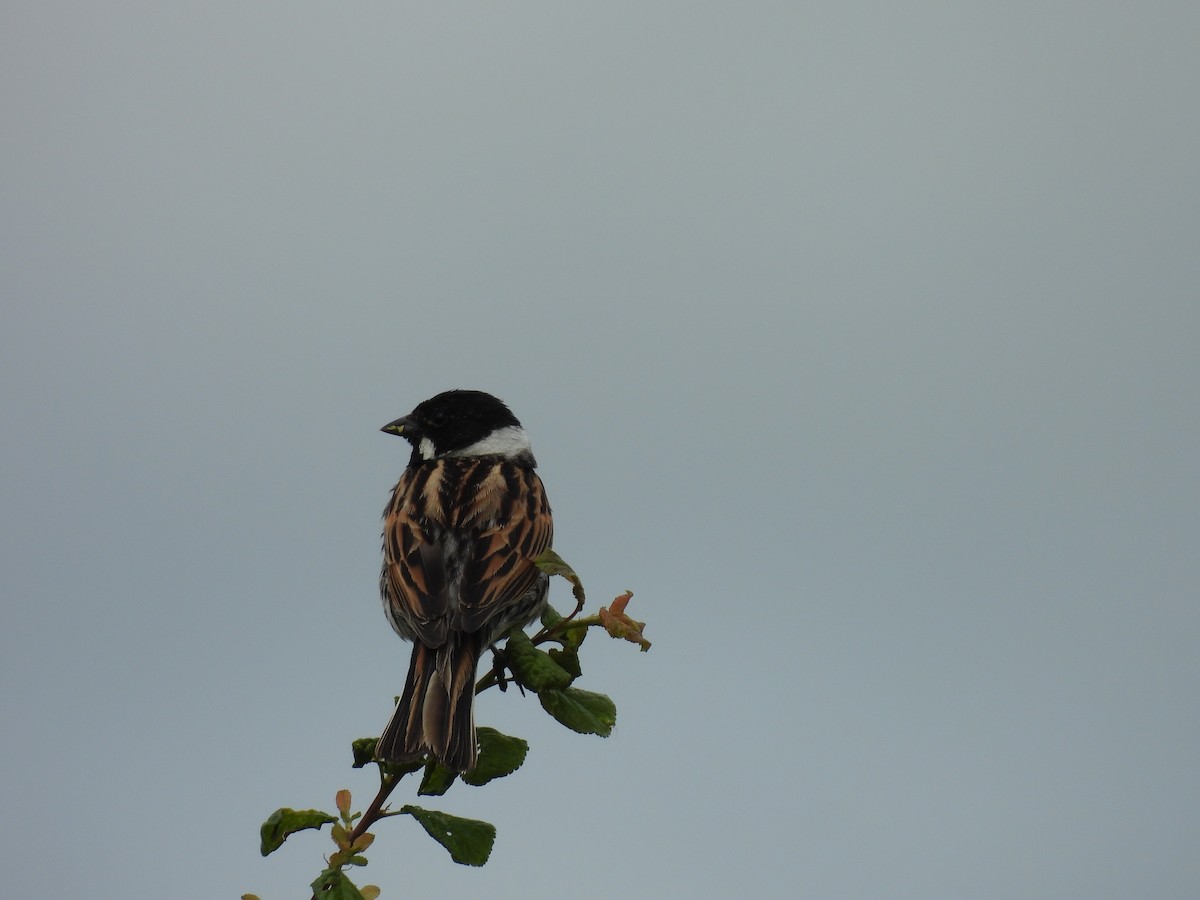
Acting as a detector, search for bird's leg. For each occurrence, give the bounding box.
[486,646,526,696]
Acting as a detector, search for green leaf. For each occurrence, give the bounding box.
[539,603,563,629]
[351,832,376,854]
[461,727,529,786]
[548,645,582,678]
[418,761,458,796]
[331,821,350,848]
[503,629,574,692]
[401,805,497,867]
[533,549,585,604]
[310,867,367,899]
[259,808,336,856]
[538,688,617,736]
[355,736,425,777]
[539,603,587,650]
[562,621,588,651]
[351,738,378,768]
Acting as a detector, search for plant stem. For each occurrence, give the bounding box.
[348,772,402,843]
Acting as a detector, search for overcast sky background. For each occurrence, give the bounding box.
[3,3,1198,898]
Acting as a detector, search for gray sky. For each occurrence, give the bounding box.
[3,3,1198,898]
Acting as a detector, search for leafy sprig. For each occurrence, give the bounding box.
[245,553,647,899]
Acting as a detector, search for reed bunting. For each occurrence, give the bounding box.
[377,390,553,771]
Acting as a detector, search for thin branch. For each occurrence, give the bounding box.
[348,771,403,844]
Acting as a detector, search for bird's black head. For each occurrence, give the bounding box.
[382,390,534,465]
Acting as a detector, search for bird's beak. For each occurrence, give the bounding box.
[381,415,417,437]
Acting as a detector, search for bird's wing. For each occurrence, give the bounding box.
[455,466,553,633]
[382,466,452,646]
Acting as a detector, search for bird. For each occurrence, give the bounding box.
[376,389,554,772]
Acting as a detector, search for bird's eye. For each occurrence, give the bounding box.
[427,410,449,428]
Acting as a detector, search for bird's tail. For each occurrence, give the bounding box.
[377,632,483,772]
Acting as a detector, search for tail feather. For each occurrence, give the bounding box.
[378,634,483,772]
